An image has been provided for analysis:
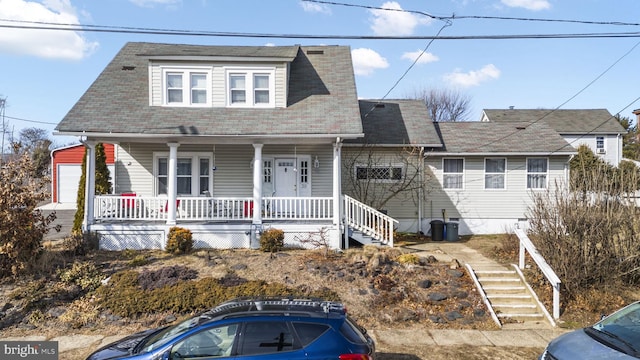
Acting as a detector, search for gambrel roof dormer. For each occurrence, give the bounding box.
[56,42,363,143]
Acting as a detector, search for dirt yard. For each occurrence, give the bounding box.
[0,235,550,359]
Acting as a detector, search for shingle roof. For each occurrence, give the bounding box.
[483,109,625,134]
[55,42,363,140]
[345,100,441,146]
[433,121,575,154]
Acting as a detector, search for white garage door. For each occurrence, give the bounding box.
[58,164,116,204]
[58,164,82,204]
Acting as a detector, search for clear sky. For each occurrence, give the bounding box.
[0,0,639,149]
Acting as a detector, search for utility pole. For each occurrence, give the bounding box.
[0,97,6,166]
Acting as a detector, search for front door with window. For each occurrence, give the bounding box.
[274,159,297,197]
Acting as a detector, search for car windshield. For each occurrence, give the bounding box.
[591,302,640,354]
[139,316,205,353]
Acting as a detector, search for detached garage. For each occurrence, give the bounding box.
[51,144,115,204]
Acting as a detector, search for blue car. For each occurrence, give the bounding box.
[86,297,375,359]
[540,301,640,359]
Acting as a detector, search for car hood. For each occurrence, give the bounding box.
[545,329,639,360]
[86,328,160,360]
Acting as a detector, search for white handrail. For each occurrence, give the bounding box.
[343,195,398,246]
[514,227,562,320]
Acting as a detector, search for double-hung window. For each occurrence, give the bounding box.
[443,158,464,189]
[355,164,403,182]
[485,158,506,189]
[527,158,548,189]
[226,68,275,107]
[155,153,212,196]
[163,68,211,106]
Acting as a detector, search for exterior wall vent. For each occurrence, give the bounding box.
[122,66,136,71]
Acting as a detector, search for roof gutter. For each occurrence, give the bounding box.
[54,131,364,140]
[426,151,578,156]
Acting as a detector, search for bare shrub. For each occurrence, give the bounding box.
[0,153,59,277]
[296,227,331,257]
[527,165,640,299]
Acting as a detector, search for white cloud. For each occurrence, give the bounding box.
[300,1,331,14]
[351,48,389,76]
[369,1,430,36]
[0,0,98,60]
[401,49,439,64]
[501,0,550,11]
[129,0,181,8]
[443,64,501,88]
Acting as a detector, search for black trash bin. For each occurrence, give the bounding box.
[446,222,459,241]
[430,220,444,241]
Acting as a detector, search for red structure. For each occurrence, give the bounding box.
[51,143,115,204]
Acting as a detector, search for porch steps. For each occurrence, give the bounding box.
[470,266,549,325]
[348,229,377,246]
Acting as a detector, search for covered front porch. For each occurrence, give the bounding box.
[81,139,388,250]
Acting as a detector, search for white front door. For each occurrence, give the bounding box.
[274,158,297,197]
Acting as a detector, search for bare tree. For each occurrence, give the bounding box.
[407,87,472,122]
[342,144,429,211]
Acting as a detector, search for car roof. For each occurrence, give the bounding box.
[198,298,346,322]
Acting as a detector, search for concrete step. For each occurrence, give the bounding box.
[493,303,540,314]
[471,265,549,326]
[482,286,528,294]
[497,312,546,322]
[487,294,535,304]
[474,270,517,278]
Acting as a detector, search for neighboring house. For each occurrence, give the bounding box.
[55,42,387,250]
[481,109,626,166]
[50,143,115,205]
[422,121,576,235]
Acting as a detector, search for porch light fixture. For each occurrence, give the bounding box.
[314,156,320,168]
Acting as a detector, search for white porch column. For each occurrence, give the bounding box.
[167,142,180,225]
[332,139,342,249]
[82,140,96,231]
[251,144,264,249]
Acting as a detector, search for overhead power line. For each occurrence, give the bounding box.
[304,0,640,27]
[1,19,640,40]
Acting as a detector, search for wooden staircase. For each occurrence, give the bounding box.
[469,264,553,326]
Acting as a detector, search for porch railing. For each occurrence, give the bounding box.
[343,195,398,246]
[94,195,333,221]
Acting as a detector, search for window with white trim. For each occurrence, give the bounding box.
[300,160,309,184]
[596,136,604,149]
[263,160,272,183]
[485,158,506,189]
[155,153,213,196]
[226,68,275,107]
[527,158,548,189]
[162,68,211,106]
[355,164,403,182]
[443,158,464,189]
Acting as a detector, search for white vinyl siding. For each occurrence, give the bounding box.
[425,156,568,221]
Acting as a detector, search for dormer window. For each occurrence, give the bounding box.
[226,68,275,107]
[162,67,211,106]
